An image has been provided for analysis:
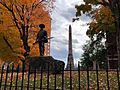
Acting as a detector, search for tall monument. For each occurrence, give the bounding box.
[66,25,74,70]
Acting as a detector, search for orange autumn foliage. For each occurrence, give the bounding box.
[0,0,52,63]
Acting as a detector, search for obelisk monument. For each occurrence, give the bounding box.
[66,25,74,70]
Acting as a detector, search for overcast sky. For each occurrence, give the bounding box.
[50,0,91,66]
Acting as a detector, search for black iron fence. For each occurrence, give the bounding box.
[0,61,120,90]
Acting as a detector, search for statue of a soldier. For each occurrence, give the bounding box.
[33,24,48,56]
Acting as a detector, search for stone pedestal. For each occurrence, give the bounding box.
[25,56,65,73]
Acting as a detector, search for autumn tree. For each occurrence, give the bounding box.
[86,6,115,39]
[0,0,54,58]
[75,0,120,66]
[0,29,22,63]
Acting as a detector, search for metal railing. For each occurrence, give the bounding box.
[0,61,120,90]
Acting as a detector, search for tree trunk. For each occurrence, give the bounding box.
[21,25,30,57]
[93,61,96,70]
[93,61,99,70]
[22,36,30,57]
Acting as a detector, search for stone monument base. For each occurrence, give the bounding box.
[25,56,65,73]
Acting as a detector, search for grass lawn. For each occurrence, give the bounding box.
[0,70,119,90]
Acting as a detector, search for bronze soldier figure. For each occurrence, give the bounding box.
[34,24,48,56]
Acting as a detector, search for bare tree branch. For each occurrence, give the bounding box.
[15,5,24,21]
[11,11,23,37]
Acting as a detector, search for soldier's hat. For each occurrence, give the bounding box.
[39,24,45,28]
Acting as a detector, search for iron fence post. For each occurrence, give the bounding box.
[62,63,64,90]
[86,64,89,90]
[40,67,43,90]
[78,63,80,90]
[47,62,49,90]
[33,66,36,90]
[4,64,9,90]
[21,60,25,90]
[27,64,30,90]
[106,60,110,90]
[9,63,14,90]
[15,65,19,90]
[54,63,57,90]
[70,62,72,90]
[117,62,120,90]
[96,63,99,90]
[0,64,4,89]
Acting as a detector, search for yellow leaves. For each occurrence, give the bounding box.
[76,0,113,37]
[3,29,22,47]
[18,0,37,4]
[0,36,19,62]
[87,21,99,37]
[87,5,115,38]
[84,0,97,4]
[14,47,26,55]
[83,4,91,13]
[75,4,91,16]
[0,4,14,31]
[0,27,22,62]
[93,6,114,24]
[84,0,109,5]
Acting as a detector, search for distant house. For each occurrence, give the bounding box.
[106,31,118,69]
